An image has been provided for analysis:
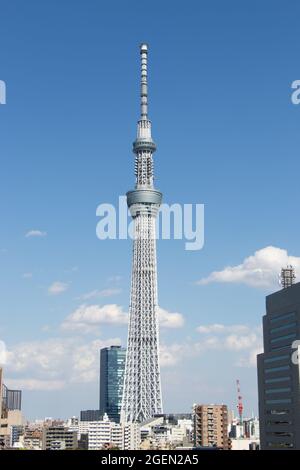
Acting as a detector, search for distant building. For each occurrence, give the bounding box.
[0,368,23,448]
[80,409,102,422]
[42,426,77,450]
[88,413,140,450]
[193,404,229,449]
[99,346,126,422]
[229,416,260,441]
[10,425,23,447]
[140,414,193,449]
[244,417,260,440]
[78,420,92,440]
[230,438,259,450]
[257,282,300,449]
[2,385,22,411]
[23,428,43,450]
[50,440,66,450]
[78,432,89,450]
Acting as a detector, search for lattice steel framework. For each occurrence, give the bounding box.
[281,265,296,289]
[121,44,163,423]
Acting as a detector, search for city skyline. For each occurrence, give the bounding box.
[1,0,300,420]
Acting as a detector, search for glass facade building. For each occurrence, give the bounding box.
[99,346,126,423]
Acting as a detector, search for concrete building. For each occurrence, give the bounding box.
[88,413,140,450]
[42,426,77,450]
[140,414,193,449]
[230,438,259,450]
[23,428,43,450]
[50,440,66,450]
[257,282,300,449]
[229,416,260,441]
[193,404,229,449]
[0,369,23,448]
[244,417,260,440]
[10,425,23,447]
[99,346,126,422]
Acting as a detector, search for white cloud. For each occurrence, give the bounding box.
[41,325,51,332]
[48,281,69,296]
[197,246,300,288]
[237,347,263,368]
[25,230,47,238]
[0,340,7,365]
[22,272,33,279]
[77,288,122,301]
[5,378,65,391]
[65,266,79,274]
[61,305,184,334]
[158,307,185,328]
[160,324,263,368]
[160,343,188,367]
[196,324,249,334]
[5,337,121,389]
[224,333,259,351]
[61,304,128,333]
[107,275,122,283]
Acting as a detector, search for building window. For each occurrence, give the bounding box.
[267,442,294,448]
[265,399,292,404]
[265,376,290,384]
[264,354,289,364]
[266,431,293,437]
[270,333,296,344]
[266,420,292,426]
[270,345,291,352]
[270,312,296,324]
[270,322,297,334]
[265,387,291,394]
[265,365,290,373]
[266,409,290,415]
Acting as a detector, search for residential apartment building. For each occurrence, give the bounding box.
[193,404,229,449]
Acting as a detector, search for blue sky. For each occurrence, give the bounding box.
[1,0,300,419]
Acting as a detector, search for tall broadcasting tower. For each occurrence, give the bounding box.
[121,44,163,423]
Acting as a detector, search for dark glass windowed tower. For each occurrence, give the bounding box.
[99,346,126,422]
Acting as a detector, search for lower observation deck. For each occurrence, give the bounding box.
[127,188,162,207]
[126,189,162,217]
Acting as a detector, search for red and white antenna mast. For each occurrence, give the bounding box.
[236,379,244,428]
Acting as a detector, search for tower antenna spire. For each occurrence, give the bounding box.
[140,43,148,119]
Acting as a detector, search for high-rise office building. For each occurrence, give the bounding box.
[99,346,126,422]
[121,44,163,423]
[257,281,300,449]
[193,404,229,449]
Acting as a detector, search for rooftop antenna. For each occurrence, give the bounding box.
[281,265,296,289]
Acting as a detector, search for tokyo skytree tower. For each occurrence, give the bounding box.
[121,44,163,423]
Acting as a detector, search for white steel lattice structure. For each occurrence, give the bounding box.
[121,44,163,423]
